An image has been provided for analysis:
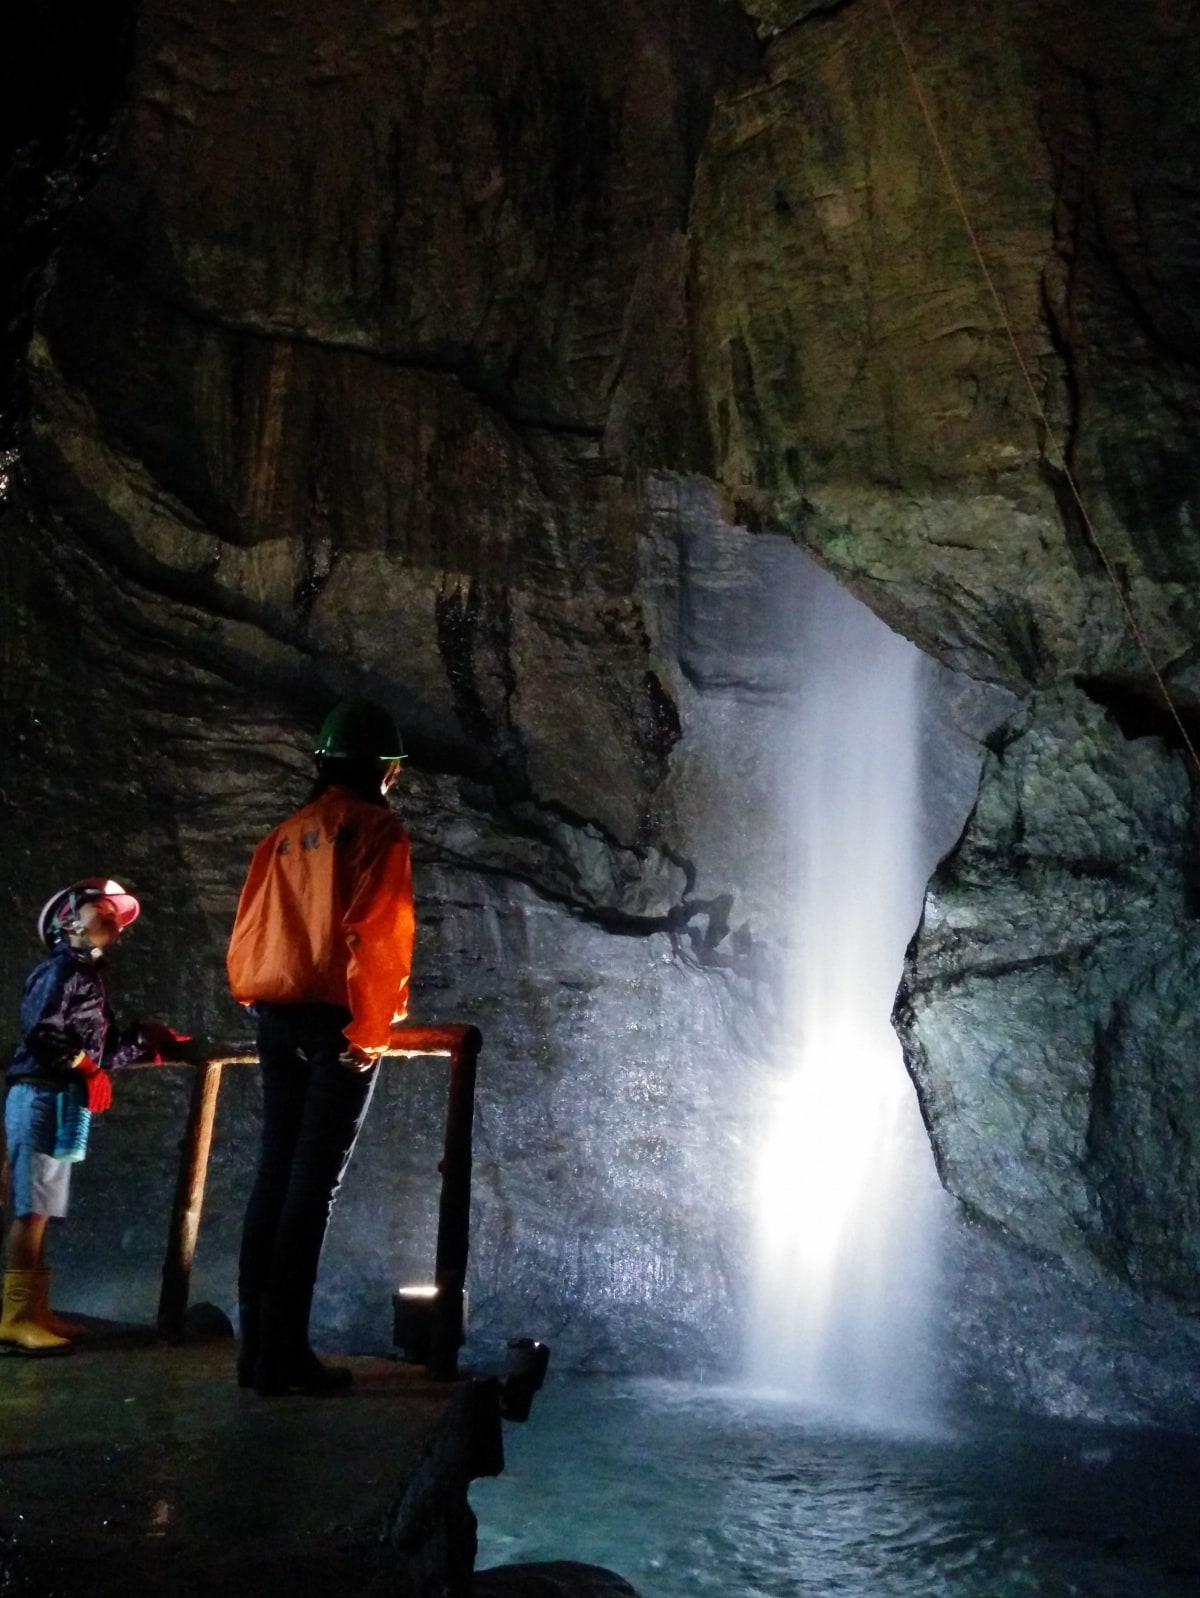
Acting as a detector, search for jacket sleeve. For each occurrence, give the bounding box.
[20,962,82,1078]
[341,820,415,1053]
[101,1023,152,1072]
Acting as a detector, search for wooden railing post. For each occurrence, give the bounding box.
[427,1026,482,1380]
[157,1058,225,1343]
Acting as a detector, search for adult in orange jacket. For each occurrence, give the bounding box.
[227,699,414,1395]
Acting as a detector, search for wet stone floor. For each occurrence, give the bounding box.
[0,1321,486,1597]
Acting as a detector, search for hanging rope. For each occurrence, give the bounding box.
[879,0,1200,775]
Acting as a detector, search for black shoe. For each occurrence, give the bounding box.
[254,1347,353,1397]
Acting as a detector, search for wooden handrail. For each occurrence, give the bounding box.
[140,1022,483,1070]
[154,1022,481,1379]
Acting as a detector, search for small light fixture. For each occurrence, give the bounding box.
[392,1284,468,1364]
[500,1337,551,1422]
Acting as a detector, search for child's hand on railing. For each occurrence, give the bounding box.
[139,1022,196,1064]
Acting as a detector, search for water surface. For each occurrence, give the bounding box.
[472,1378,1200,1597]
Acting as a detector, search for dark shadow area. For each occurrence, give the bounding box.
[1076,674,1200,753]
[0,3,138,458]
[0,1326,499,1597]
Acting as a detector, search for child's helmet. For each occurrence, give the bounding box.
[36,878,141,948]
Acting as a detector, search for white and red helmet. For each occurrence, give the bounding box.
[37,878,141,948]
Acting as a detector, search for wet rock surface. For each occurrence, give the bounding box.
[474,1562,642,1598]
[938,1208,1200,1430]
[899,684,1199,1303]
[0,1331,490,1598]
[692,0,1200,699]
[900,682,1200,1418]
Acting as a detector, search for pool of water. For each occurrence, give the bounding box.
[471,1378,1200,1597]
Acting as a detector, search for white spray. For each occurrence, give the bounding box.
[746,559,941,1426]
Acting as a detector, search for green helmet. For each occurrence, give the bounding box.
[313,700,406,762]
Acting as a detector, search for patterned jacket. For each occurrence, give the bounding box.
[7,944,146,1084]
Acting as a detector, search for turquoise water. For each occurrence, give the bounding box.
[471,1378,1200,1597]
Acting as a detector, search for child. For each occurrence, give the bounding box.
[0,876,180,1355]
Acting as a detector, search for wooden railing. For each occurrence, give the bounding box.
[149,1024,482,1379]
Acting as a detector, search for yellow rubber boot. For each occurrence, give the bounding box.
[31,1268,86,1339]
[0,1270,72,1355]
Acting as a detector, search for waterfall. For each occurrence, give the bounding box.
[746,560,941,1426]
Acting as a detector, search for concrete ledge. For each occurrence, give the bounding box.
[0,1323,502,1597]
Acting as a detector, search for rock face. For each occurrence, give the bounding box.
[692,0,1200,701]
[2,0,1200,1426]
[473,1563,641,1598]
[897,681,1200,1421]
[898,685,1200,1304]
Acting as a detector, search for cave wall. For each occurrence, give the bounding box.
[693,0,1200,695]
[3,0,1200,1415]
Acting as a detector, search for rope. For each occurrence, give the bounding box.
[879,0,1200,775]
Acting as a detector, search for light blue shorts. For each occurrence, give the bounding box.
[5,1083,73,1219]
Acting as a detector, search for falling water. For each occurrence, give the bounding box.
[746,560,941,1425]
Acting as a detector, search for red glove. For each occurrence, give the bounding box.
[75,1054,113,1114]
[139,1022,192,1064]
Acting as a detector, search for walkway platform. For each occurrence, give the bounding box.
[0,1321,502,1597]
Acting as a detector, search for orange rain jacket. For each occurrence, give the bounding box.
[226,787,415,1055]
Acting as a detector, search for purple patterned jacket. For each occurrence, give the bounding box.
[7,944,146,1084]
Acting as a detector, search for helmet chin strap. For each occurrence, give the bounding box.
[62,892,104,961]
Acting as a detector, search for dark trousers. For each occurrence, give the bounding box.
[237,1003,378,1360]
